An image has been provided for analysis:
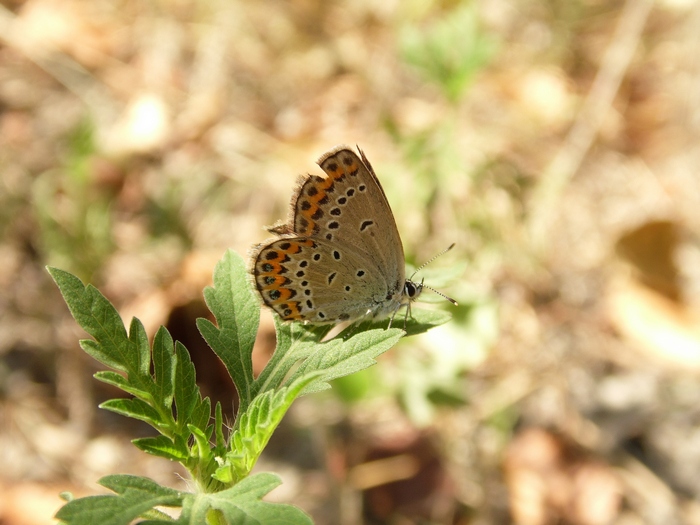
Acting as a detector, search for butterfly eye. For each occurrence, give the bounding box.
[405,281,422,298]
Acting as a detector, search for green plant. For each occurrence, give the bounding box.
[400,4,497,105]
[50,250,450,524]
[34,119,114,281]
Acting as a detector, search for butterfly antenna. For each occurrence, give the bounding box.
[423,283,458,305]
[409,243,456,280]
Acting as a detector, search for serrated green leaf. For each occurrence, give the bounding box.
[128,317,151,378]
[48,268,135,374]
[254,308,450,398]
[99,474,182,496]
[78,339,126,374]
[152,327,176,410]
[198,250,258,413]
[122,505,175,523]
[55,475,185,525]
[50,265,217,473]
[93,370,131,390]
[202,473,312,525]
[190,396,212,436]
[132,436,189,461]
[100,398,163,427]
[173,341,199,430]
[214,402,225,451]
[94,371,151,399]
[56,495,163,525]
[401,307,452,336]
[135,519,176,524]
[188,424,212,463]
[284,308,449,396]
[252,319,332,396]
[285,327,403,396]
[216,374,319,483]
[48,267,181,423]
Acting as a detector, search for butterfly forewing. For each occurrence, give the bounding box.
[300,148,404,277]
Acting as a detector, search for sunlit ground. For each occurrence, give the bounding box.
[2,0,700,523]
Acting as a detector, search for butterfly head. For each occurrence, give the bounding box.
[403,278,423,303]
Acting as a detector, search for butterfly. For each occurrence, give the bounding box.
[251,145,455,326]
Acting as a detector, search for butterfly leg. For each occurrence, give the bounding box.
[402,300,414,329]
[387,302,413,330]
[387,306,401,330]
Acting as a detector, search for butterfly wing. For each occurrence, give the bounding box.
[290,146,405,292]
[252,146,407,324]
[252,237,391,323]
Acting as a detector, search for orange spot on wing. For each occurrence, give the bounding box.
[270,288,295,303]
[300,204,321,222]
[266,252,287,263]
[258,260,283,274]
[326,172,341,184]
[277,301,303,320]
[261,275,289,288]
[280,244,302,254]
[287,303,303,318]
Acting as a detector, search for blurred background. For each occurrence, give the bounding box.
[2,0,700,523]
